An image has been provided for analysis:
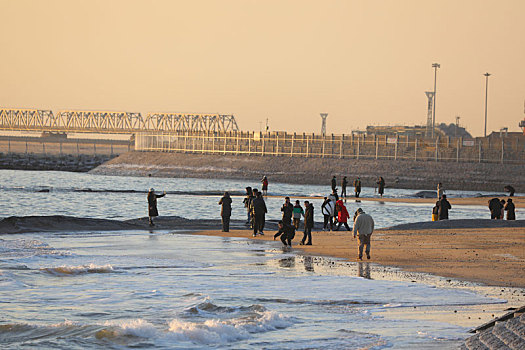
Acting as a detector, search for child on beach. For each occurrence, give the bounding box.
[292,200,304,230]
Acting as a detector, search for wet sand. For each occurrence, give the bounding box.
[192,225,525,288]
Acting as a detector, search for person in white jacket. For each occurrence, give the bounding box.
[353,208,374,260]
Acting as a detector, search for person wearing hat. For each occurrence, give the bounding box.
[147,188,166,226]
[353,208,374,260]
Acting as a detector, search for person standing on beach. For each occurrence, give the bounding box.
[274,220,295,247]
[147,188,166,226]
[353,177,362,198]
[504,198,516,220]
[504,185,515,197]
[301,201,314,245]
[376,177,385,198]
[292,200,304,230]
[261,176,268,196]
[321,197,332,231]
[432,201,439,221]
[331,176,337,193]
[488,198,503,219]
[243,187,254,225]
[341,176,348,199]
[437,195,451,220]
[353,208,374,260]
[252,191,267,236]
[218,192,232,232]
[437,183,444,200]
[335,200,351,231]
[281,197,294,225]
[500,199,506,219]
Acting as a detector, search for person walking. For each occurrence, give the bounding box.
[341,176,348,199]
[261,176,269,196]
[437,194,451,220]
[353,208,374,260]
[292,200,304,230]
[488,198,503,219]
[504,198,516,220]
[331,176,337,193]
[281,197,294,225]
[273,221,295,248]
[376,177,385,198]
[301,201,314,245]
[147,188,166,226]
[252,191,267,236]
[243,187,254,225]
[353,177,362,198]
[334,200,351,231]
[437,183,444,200]
[321,197,331,231]
[328,193,337,229]
[218,191,232,232]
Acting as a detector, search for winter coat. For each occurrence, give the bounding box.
[304,204,314,228]
[377,178,385,195]
[252,197,267,215]
[281,202,294,221]
[147,192,165,217]
[353,212,374,237]
[488,198,503,215]
[336,200,350,223]
[505,202,516,220]
[353,179,361,190]
[437,198,451,220]
[274,224,296,241]
[219,194,232,217]
[326,196,336,216]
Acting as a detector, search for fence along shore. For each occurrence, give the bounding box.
[136,131,524,164]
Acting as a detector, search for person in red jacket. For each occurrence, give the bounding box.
[334,200,351,231]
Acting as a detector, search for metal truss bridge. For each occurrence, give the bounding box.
[0,108,239,134]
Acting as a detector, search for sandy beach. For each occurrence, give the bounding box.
[192,224,525,288]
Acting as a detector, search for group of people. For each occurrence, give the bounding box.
[488,197,515,220]
[331,175,385,199]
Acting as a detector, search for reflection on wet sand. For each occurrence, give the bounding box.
[303,256,314,272]
[278,256,295,268]
[358,262,371,279]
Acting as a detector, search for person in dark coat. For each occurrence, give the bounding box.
[252,191,267,236]
[353,177,362,198]
[219,191,232,232]
[437,194,451,220]
[300,201,314,245]
[376,177,385,198]
[261,176,268,196]
[242,187,254,225]
[341,177,348,199]
[147,188,166,226]
[488,198,503,219]
[331,176,337,193]
[274,221,295,247]
[281,197,294,225]
[504,198,516,220]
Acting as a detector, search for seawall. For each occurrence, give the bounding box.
[90,151,524,192]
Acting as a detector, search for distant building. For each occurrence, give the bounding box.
[362,123,472,139]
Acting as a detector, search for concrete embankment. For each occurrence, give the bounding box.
[90,151,524,192]
[0,152,114,172]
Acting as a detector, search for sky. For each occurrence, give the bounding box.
[1,0,524,136]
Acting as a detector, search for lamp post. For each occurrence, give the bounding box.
[431,63,440,138]
[484,72,491,138]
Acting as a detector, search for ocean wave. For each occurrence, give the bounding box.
[185,300,266,315]
[167,310,294,344]
[41,263,114,276]
[0,238,70,259]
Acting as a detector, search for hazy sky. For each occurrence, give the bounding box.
[1,0,524,136]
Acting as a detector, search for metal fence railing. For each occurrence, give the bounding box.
[135,131,525,164]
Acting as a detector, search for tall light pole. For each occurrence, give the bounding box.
[484,72,491,137]
[431,63,440,138]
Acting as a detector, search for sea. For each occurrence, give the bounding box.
[0,170,516,349]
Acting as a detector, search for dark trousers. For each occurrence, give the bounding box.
[293,218,301,230]
[323,215,333,230]
[280,234,292,247]
[355,189,360,198]
[335,222,351,231]
[301,226,312,245]
[254,213,265,234]
[283,216,292,226]
[221,216,230,232]
[341,187,347,198]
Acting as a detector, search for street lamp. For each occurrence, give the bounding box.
[484,72,491,138]
[431,63,440,138]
